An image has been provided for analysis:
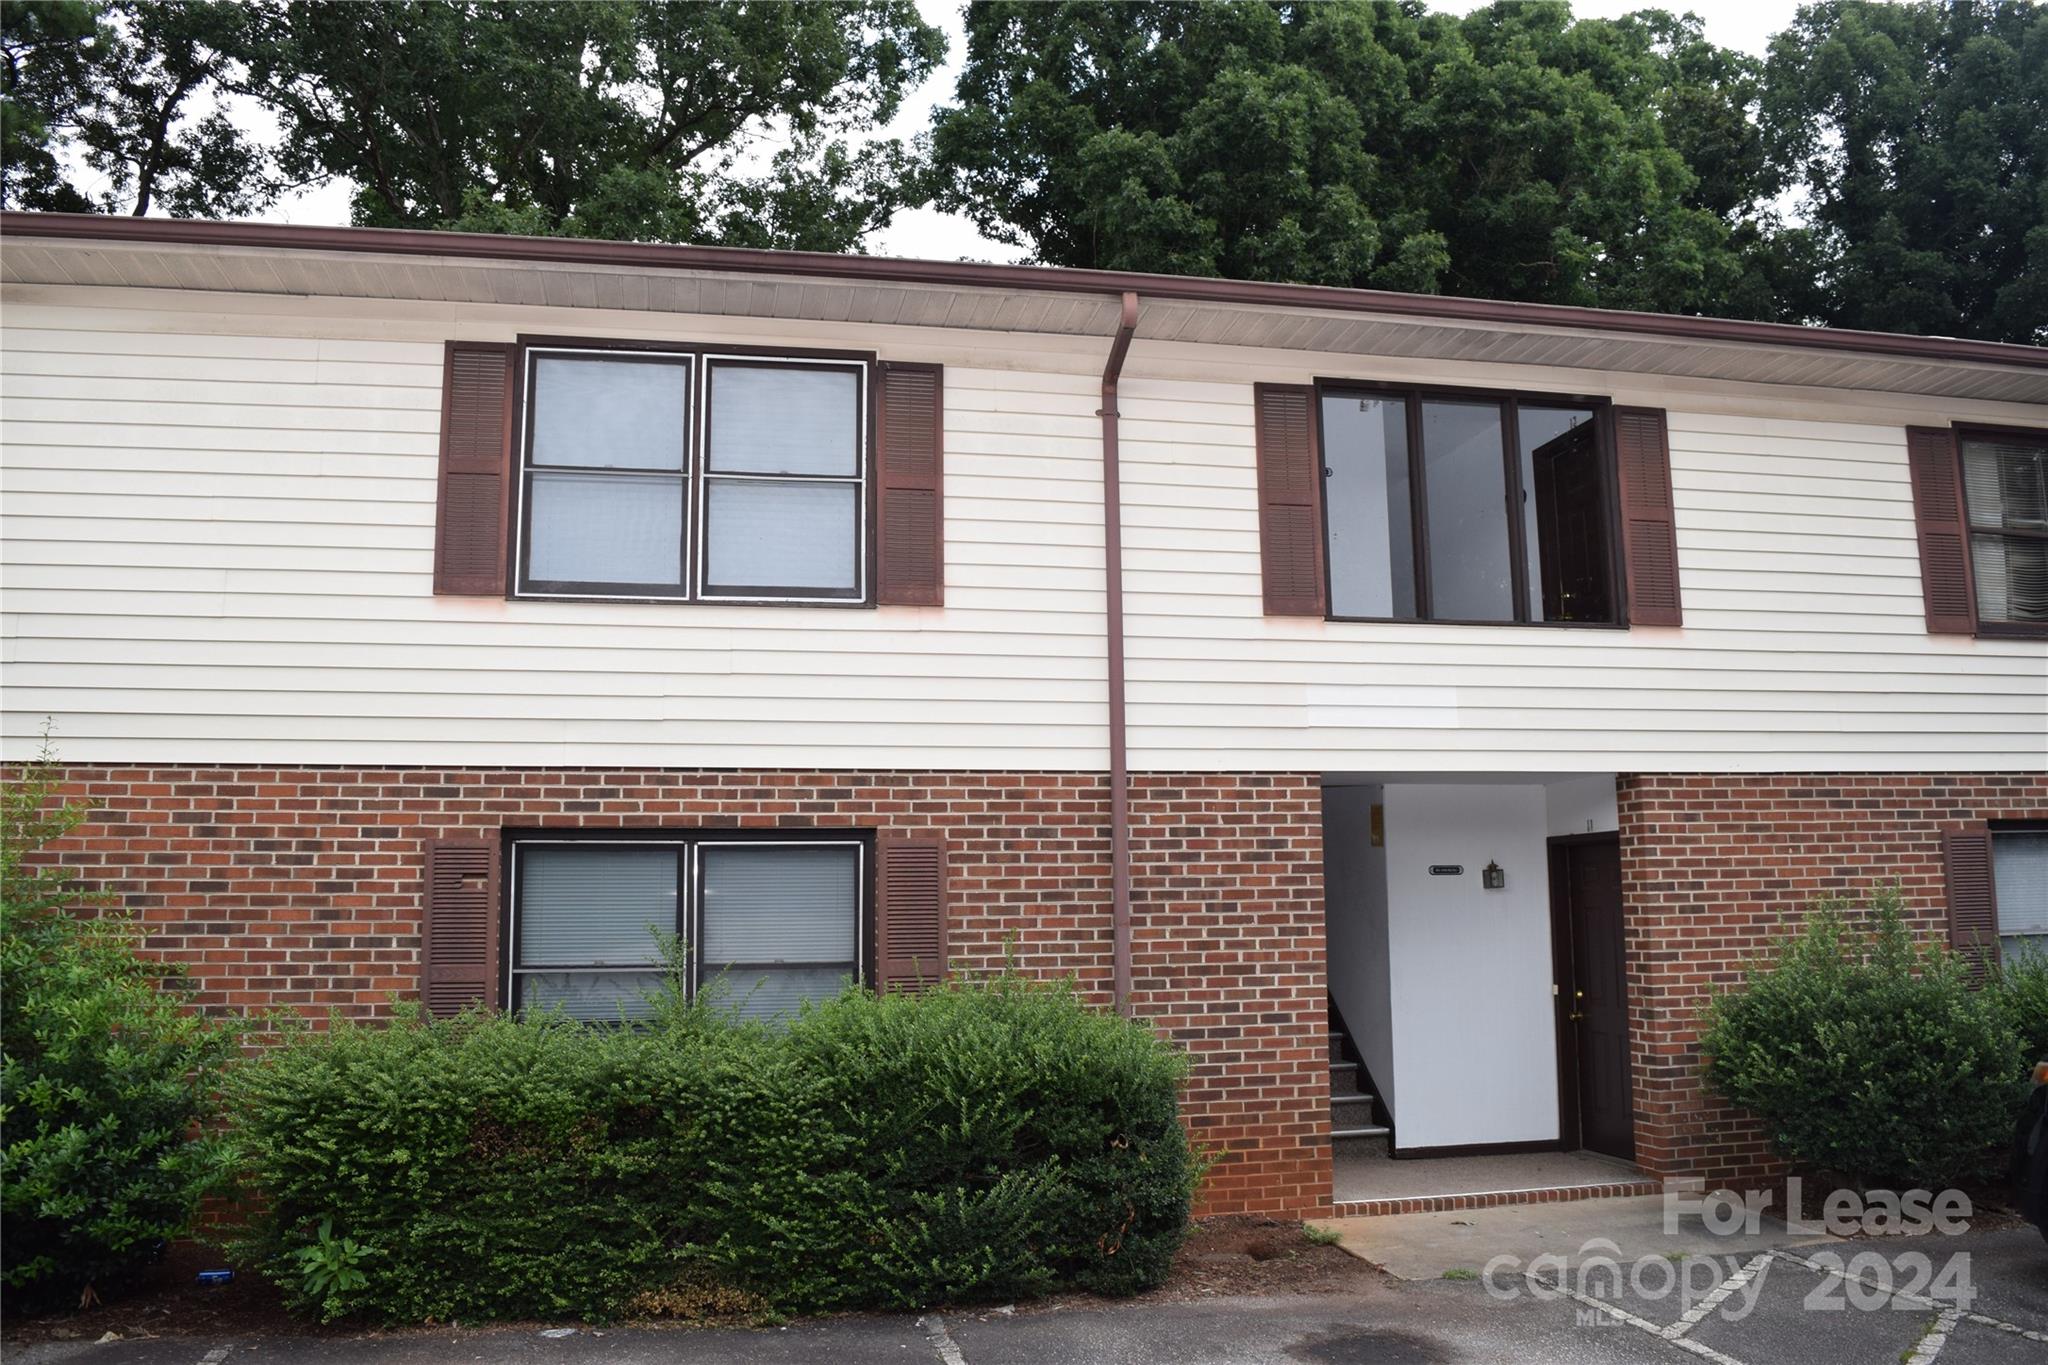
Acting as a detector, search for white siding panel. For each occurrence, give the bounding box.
[1,302,1110,766]
[2,289,2042,772]
[1113,378,2047,771]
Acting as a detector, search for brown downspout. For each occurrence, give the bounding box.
[1100,291,1140,1016]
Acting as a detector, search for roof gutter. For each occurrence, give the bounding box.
[1101,291,1139,1017]
[5,211,2043,372]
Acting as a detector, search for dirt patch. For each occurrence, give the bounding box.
[1014,1215,1382,1313]
[0,1242,299,1346]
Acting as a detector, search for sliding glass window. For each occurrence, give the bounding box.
[1320,386,1619,625]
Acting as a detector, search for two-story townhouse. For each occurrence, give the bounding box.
[2,211,2043,1219]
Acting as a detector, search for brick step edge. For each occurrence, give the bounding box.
[1329,1178,1663,1218]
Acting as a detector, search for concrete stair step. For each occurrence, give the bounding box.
[1330,1060,1363,1097]
[1332,1124,1392,1140]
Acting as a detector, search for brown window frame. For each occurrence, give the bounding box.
[1313,378,1629,629]
[501,827,874,1019]
[510,334,878,607]
[1953,422,2048,640]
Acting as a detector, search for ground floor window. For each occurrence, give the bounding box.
[507,835,864,1021]
[1992,825,2048,962]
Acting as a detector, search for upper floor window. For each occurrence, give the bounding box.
[1319,386,1619,625]
[517,346,868,603]
[1959,428,2047,627]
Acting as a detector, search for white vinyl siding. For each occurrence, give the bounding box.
[1,286,2043,774]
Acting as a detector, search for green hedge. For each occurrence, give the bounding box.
[1702,888,2035,1189]
[228,975,1197,1323]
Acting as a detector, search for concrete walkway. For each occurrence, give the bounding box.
[1311,1192,1837,1280]
[1333,1143,1647,1204]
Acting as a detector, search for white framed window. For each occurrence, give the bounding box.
[505,835,865,1022]
[514,345,869,604]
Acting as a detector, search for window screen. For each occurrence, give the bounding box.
[1994,830,2048,963]
[700,362,865,599]
[512,845,677,1022]
[697,844,860,1023]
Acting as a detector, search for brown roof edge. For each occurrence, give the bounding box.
[6,209,2046,373]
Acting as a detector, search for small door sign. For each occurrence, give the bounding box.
[1428,864,1463,876]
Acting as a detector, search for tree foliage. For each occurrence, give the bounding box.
[3,0,2044,339]
[1760,0,2048,343]
[240,0,944,248]
[3,0,944,250]
[932,0,1764,313]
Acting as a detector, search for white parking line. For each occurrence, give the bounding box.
[1961,1311,2048,1345]
[919,1313,969,1365]
[1665,1254,1773,1342]
[1904,1307,1964,1365]
[1524,1269,1749,1365]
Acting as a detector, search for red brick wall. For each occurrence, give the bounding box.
[1618,772,2048,1189]
[31,766,1330,1218]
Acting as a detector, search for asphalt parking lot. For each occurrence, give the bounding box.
[9,1224,2043,1365]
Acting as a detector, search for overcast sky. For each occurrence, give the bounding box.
[256,0,1811,262]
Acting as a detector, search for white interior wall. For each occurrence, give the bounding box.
[1381,783,1559,1150]
[1545,775,1620,837]
[1321,784,1394,1117]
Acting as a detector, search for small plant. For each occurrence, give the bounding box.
[1701,887,2028,1189]
[1303,1223,1343,1247]
[1990,953,2048,1065]
[293,1219,376,1322]
[1,733,241,1309]
[1441,1268,1477,1281]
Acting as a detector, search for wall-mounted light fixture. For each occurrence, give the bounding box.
[1482,860,1506,891]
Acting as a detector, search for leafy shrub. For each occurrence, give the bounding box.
[1701,887,2030,1189]
[1,743,241,1308]
[229,974,1196,1324]
[1991,953,2048,1065]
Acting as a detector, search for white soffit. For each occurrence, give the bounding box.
[4,236,2045,405]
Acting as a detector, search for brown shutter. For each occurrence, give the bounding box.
[875,835,947,993]
[422,837,501,1016]
[1614,407,1683,627]
[1905,426,1976,634]
[1254,383,1326,616]
[1942,826,2001,979]
[875,362,944,606]
[434,342,516,596]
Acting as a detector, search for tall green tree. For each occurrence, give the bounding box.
[4,0,945,251]
[239,0,945,249]
[1761,0,2048,343]
[2,0,272,216]
[932,0,1759,313]
[3,0,107,211]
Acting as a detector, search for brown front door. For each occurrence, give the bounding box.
[1551,835,1635,1160]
